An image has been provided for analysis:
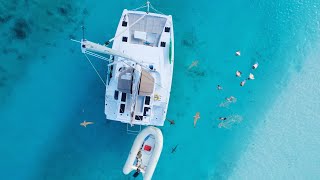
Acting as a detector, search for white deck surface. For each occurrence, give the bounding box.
[104,9,174,126]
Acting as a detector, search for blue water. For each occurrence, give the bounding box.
[1,0,320,179]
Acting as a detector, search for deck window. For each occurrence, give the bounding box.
[122,21,128,27]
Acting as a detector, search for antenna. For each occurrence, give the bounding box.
[147,1,150,13]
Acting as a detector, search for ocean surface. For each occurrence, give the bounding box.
[1,0,320,179]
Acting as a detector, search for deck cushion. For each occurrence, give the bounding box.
[144,145,152,151]
[138,70,154,96]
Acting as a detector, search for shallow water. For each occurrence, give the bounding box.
[229,42,320,180]
[0,0,320,179]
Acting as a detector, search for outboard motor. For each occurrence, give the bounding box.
[133,169,140,178]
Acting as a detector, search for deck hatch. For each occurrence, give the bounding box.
[122,21,128,27]
[160,41,166,47]
[143,107,150,116]
[165,27,170,32]
[120,104,125,113]
[121,93,127,102]
[145,96,150,105]
[135,115,143,120]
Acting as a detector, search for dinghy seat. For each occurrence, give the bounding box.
[144,145,152,151]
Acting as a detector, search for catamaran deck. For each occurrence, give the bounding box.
[128,13,167,46]
[103,8,174,126]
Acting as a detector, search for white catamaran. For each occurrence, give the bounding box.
[74,1,174,129]
[73,2,172,179]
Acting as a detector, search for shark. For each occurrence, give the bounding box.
[167,119,175,125]
[80,120,94,127]
[193,112,200,127]
[188,60,199,70]
[171,144,178,153]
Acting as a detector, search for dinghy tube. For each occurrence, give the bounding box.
[123,126,163,180]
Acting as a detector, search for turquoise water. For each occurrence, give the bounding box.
[1,0,320,179]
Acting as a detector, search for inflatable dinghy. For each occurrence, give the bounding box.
[123,126,163,180]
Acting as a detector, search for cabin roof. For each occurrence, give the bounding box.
[117,67,134,93]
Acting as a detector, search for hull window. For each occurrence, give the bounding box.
[114,91,119,100]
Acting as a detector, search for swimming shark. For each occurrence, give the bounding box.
[188,60,199,70]
[80,120,94,127]
[167,119,175,125]
[193,112,200,127]
[171,144,178,153]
